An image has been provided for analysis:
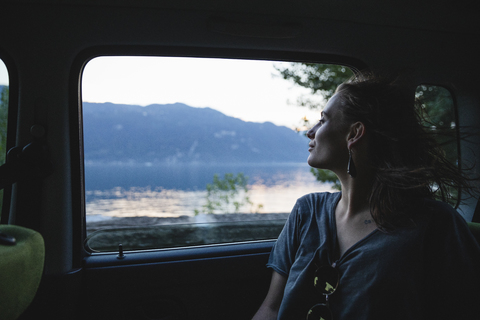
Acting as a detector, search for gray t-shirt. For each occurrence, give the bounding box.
[267,192,480,320]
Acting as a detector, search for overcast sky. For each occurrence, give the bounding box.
[1,57,325,129]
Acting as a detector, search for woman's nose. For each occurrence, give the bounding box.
[306,128,315,139]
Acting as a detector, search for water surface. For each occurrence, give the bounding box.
[85,163,333,221]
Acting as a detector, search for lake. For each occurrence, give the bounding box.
[84,162,334,222]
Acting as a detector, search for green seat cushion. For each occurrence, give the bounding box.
[0,225,45,320]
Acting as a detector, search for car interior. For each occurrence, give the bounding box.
[1,0,480,319]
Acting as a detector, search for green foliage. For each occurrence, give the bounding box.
[274,63,354,110]
[416,85,457,165]
[194,173,263,215]
[310,168,342,191]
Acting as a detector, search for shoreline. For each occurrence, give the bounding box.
[86,212,290,233]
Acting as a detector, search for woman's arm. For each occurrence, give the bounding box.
[251,271,287,320]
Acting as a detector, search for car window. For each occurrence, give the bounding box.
[82,61,461,252]
[82,57,351,252]
[0,59,9,218]
[415,84,459,205]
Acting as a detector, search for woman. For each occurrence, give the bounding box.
[252,73,480,320]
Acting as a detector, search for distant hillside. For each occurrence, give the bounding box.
[83,102,310,164]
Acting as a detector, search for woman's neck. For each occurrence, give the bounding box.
[336,165,375,219]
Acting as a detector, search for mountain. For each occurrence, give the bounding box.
[83,102,310,164]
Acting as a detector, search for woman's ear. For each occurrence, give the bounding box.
[347,122,366,149]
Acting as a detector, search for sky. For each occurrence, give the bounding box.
[82,57,324,129]
[0,60,7,86]
[1,57,325,129]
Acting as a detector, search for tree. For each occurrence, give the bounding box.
[194,173,263,215]
[275,63,458,191]
[275,63,354,110]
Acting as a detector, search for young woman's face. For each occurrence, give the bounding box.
[306,94,351,171]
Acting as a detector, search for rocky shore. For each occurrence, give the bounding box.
[86,213,289,252]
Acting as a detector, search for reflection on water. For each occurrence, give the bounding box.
[85,163,333,221]
[87,187,206,219]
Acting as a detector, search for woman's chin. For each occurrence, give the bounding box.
[307,158,329,170]
[306,157,313,167]
[307,158,320,168]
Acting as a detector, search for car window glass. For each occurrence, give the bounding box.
[415,84,459,204]
[81,57,349,252]
[0,59,9,217]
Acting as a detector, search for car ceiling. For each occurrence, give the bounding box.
[0,0,477,91]
[2,0,479,35]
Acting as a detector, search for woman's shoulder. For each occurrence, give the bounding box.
[296,191,341,207]
[292,192,341,219]
[285,192,339,236]
[420,198,471,234]
[422,198,463,221]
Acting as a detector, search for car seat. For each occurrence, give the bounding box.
[0,225,45,320]
[468,222,480,245]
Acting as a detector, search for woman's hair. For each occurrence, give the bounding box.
[335,72,476,231]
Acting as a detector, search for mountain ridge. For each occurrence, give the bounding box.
[83,102,310,164]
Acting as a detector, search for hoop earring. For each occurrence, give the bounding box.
[347,149,357,178]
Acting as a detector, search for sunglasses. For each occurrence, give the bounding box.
[306,264,340,320]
